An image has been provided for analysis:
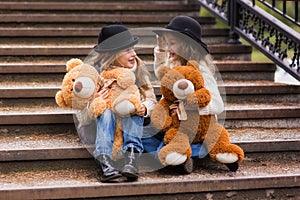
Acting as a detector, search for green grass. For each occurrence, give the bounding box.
[199,7,286,63]
[250,47,272,62]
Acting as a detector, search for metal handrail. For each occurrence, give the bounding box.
[255,0,299,26]
[196,0,300,81]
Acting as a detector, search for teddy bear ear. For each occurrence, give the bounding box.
[55,91,68,108]
[186,60,199,71]
[66,58,83,72]
[157,66,171,80]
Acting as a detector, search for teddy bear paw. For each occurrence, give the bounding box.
[114,100,135,117]
[216,153,238,163]
[165,152,187,166]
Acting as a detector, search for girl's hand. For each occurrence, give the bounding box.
[156,34,166,52]
[170,107,178,116]
[136,104,146,116]
[169,104,178,116]
[94,87,109,100]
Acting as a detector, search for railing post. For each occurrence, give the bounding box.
[228,0,242,44]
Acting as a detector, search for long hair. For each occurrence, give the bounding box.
[164,32,216,76]
[134,56,152,98]
[89,50,152,98]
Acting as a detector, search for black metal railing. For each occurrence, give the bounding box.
[196,0,300,81]
[255,0,299,27]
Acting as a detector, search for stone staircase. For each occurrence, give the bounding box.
[0,0,299,199]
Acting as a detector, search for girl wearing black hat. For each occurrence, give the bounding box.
[153,15,223,115]
[143,16,225,164]
[90,24,157,182]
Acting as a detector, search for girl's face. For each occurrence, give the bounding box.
[164,33,181,60]
[116,47,137,69]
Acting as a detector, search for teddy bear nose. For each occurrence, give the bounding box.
[177,81,188,90]
[74,82,83,92]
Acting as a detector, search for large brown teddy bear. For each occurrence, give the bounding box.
[151,60,244,172]
[55,58,142,159]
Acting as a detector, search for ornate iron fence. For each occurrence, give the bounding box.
[195,0,300,81]
[255,0,299,27]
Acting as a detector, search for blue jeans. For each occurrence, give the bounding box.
[142,123,164,159]
[142,124,208,159]
[93,109,144,159]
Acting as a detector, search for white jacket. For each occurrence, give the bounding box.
[141,75,157,117]
[153,47,224,115]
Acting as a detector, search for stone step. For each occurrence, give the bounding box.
[221,80,300,103]
[0,60,276,81]
[0,103,299,129]
[0,152,299,199]
[0,126,299,161]
[215,60,276,81]
[154,80,300,103]
[1,0,298,199]
[1,80,299,103]
[0,26,227,37]
[0,44,253,61]
[0,44,252,56]
[0,27,230,45]
[0,13,212,26]
[0,1,199,12]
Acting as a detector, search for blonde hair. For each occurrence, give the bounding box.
[177,40,215,75]
[91,51,118,72]
[164,32,216,75]
[88,49,152,98]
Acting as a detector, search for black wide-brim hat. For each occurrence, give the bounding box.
[94,24,139,52]
[153,15,209,54]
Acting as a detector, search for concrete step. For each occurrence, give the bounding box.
[1,80,299,103]
[0,103,299,129]
[0,152,299,199]
[221,80,300,103]
[215,60,276,81]
[223,103,300,128]
[0,27,230,45]
[1,0,298,199]
[0,13,212,26]
[0,44,253,61]
[153,80,300,103]
[0,26,225,37]
[0,1,200,12]
[0,60,277,81]
[0,126,299,161]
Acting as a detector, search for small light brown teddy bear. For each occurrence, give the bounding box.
[55,58,105,116]
[55,58,142,159]
[150,60,244,172]
[95,66,143,159]
[93,66,142,119]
